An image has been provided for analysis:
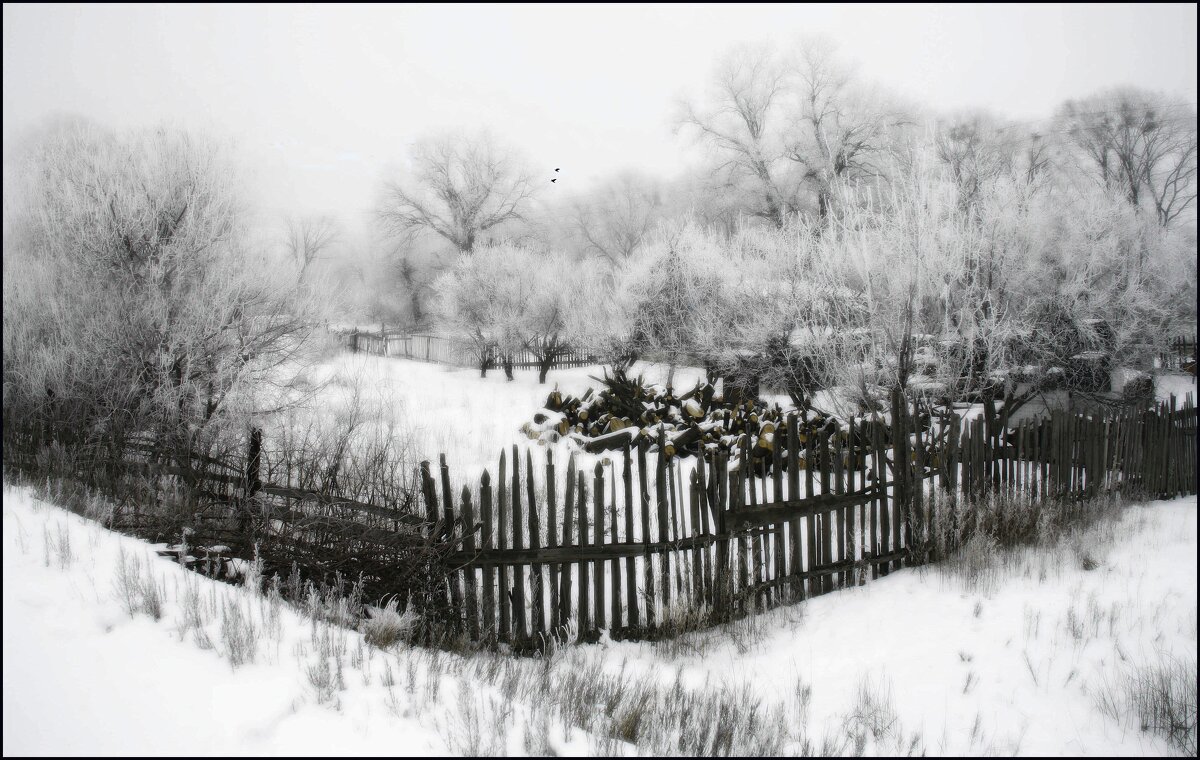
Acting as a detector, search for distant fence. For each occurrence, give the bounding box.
[420,391,1198,645]
[1159,335,1196,372]
[331,328,597,371]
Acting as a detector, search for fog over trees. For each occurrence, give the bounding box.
[4,34,1196,425]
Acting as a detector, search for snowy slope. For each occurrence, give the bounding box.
[5,483,1194,756]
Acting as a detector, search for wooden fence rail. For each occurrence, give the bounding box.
[420,391,1198,645]
[12,387,1192,647]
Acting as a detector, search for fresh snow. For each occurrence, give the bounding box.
[4,482,1195,756]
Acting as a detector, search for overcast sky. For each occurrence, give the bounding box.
[4,3,1197,231]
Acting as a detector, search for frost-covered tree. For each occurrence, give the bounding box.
[432,243,526,378]
[609,221,733,390]
[786,37,912,225]
[378,132,536,254]
[571,171,668,265]
[2,124,322,455]
[521,252,597,383]
[1057,88,1198,227]
[432,242,588,382]
[679,44,801,228]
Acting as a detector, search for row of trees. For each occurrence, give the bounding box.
[8,38,1190,439]
[431,138,1194,415]
[361,39,1195,369]
[431,244,595,383]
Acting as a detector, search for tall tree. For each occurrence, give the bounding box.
[571,171,667,265]
[1058,88,1197,226]
[284,214,340,282]
[378,132,535,253]
[679,44,799,228]
[934,111,1014,214]
[3,124,321,451]
[787,37,911,224]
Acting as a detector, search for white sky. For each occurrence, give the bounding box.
[4,3,1197,230]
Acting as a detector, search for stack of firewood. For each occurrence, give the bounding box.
[521,367,855,465]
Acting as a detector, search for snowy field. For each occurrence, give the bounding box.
[291,352,1195,485]
[5,482,1194,756]
[291,353,714,482]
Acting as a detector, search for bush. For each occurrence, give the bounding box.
[362,597,421,649]
[1121,372,1155,406]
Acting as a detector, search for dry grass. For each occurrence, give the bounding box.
[1096,651,1198,756]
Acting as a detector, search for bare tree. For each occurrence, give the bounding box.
[679,44,799,228]
[934,111,1015,214]
[1058,88,1198,226]
[285,214,340,281]
[681,39,909,230]
[571,171,666,265]
[378,132,536,254]
[787,37,911,225]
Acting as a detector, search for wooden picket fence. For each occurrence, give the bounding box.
[420,392,1198,645]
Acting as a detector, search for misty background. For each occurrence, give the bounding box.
[5,4,1196,224]
[3,3,1197,347]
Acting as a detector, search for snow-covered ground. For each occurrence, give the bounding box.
[289,352,1196,491]
[5,482,1194,756]
[292,353,713,482]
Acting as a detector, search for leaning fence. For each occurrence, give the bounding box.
[419,391,1198,645]
[7,389,1195,648]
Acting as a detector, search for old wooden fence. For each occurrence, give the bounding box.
[12,390,1193,647]
[335,329,597,371]
[1158,335,1197,372]
[420,393,1198,645]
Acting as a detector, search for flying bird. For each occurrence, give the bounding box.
[551,178,557,183]
[555,168,560,172]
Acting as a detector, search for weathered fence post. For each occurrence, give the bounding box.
[241,427,262,538]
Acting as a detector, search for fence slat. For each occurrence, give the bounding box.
[497,451,510,641]
[610,460,622,631]
[624,446,639,628]
[638,442,655,628]
[460,485,479,641]
[577,472,590,633]
[546,453,559,633]
[657,441,672,614]
[510,445,526,640]
[526,451,543,638]
[871,415,886,578]
[480,470,496,642]
[594,463,606,631]
[560,456,576,629]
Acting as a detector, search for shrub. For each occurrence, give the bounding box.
[362,597,421,649]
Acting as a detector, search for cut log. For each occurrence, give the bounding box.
[583,427,639,453]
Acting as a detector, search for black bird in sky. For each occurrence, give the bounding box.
[551,178,556,183]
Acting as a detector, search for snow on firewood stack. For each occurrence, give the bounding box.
[518,366,896,473]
